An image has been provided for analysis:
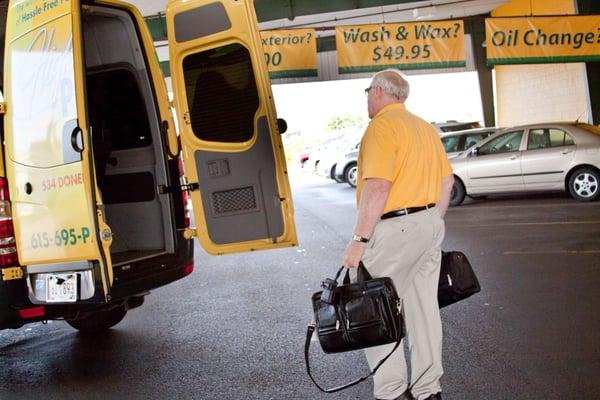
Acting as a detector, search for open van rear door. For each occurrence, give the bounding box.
[166,0,297,254]
[4,0,112,302]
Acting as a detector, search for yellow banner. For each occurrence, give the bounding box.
[486,16,600,65]
[336,20,465,73]
[260,29,317,79]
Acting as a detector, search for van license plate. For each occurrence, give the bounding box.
[47,274,77,302]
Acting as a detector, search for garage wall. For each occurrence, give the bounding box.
[494,63,590,125]
[490,0,592,126]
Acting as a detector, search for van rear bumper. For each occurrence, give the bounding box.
[0,238,193,330]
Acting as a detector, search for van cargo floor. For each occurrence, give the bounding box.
[111,250,165,266]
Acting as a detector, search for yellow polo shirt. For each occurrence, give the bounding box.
[356,103,452,212]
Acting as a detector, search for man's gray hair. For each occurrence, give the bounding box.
[370,69,410,100]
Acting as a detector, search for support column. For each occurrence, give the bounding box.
[465,17,495,127]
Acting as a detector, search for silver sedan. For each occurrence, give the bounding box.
[449,122,600,206]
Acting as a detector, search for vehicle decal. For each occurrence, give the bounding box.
[41,172,84,191]
[30,226,91,249]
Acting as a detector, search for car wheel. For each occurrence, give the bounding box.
[329,164,337,180]
[345,163,358,188]
[450,178,466,206]
[66,305,127,334]
[568,168,600,201]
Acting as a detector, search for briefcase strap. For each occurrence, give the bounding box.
[304,324,402,393]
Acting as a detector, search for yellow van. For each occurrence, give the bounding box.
[0,0,296,333]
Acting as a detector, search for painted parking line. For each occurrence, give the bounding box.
[453,220,600,228]
[503,250,600,255]
[450,203,600,210]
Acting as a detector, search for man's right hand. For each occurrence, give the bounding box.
[342,240,366,268]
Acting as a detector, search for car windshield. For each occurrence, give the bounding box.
[441,136,460,152]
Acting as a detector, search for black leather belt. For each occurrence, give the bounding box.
[381,203,436,220]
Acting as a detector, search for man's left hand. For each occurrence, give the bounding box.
[342,240,366,268]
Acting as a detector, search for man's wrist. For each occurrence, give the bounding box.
[351,234,370,243]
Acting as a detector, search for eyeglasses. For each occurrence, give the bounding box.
[364,86,374,95]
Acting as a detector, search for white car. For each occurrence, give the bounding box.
[449,122,600,206]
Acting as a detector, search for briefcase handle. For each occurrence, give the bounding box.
[305,262,399,393]
[334,261,373,286]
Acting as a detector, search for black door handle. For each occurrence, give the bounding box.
[71,127,84,153]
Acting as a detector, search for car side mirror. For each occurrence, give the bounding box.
[277,118,287,134]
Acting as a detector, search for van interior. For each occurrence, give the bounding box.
[83,5,175,266]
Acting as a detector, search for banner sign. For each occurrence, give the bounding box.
[335,20,466,73]
[485,16,600,65]
[260,29,317,79]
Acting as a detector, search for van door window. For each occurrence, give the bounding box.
[182,43,258,143]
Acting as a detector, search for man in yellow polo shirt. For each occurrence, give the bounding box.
[342,69,454,400]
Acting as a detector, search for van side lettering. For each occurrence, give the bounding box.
[30,227,91,249]
[41,173,83,191]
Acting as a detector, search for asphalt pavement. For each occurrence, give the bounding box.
[1,168,599,400]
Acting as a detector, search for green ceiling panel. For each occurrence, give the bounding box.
[144,0,425,41]
[253,0,415,22]
[146,15,167,41]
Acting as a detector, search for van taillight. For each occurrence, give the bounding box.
[0,178,18,267]
[178,158,191,228]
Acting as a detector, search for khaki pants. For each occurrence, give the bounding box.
[362,207,445,400]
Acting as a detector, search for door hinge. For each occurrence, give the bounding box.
[0,102,6,114]
[183,112,191,125]
[181,183,199,192]
[183,228,197,239]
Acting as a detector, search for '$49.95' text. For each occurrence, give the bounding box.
[372,44,432,62]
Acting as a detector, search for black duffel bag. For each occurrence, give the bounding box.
[438,251,481,308]
[305,262,404,393]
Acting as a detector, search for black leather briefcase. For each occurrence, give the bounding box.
[311,262,403,353]
[438,251,481,308]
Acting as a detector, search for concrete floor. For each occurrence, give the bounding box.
[1,170,599,399]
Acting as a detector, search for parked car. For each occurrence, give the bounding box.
[441,127,498,159]
[304,140,338,174]
[315,139,358,180]
[332,125,491,188]
[299,151,311,168]
[433,120,481,133]
[449,122,600,206]
[334,142,361,187]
